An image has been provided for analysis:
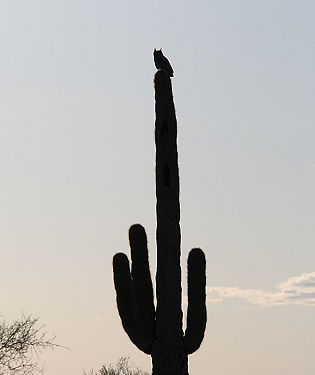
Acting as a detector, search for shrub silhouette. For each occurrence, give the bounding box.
[83,356,149,375]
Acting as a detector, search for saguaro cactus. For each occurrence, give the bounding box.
[113,55,206,375]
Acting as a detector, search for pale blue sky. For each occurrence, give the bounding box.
[1,1,315,374]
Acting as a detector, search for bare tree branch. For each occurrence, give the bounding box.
[0,314,65,375]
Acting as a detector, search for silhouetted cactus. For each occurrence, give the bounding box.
[113,56,206,375]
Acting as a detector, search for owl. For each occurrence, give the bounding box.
[153,48,174,77]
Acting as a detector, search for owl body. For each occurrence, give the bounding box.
[153,48,174,77]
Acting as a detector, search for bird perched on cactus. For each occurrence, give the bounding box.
[153,48,174,77]
[112,52,206,375]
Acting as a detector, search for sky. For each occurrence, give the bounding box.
[1,1,315,374]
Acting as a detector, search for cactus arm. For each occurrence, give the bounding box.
[184,248,207,354]
[112,226,155,354]
[112,253,141,349]
[129,224,155,352]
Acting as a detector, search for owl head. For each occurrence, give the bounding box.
[154,48,162,57]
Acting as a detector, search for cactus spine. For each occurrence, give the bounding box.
[113,65,206,375]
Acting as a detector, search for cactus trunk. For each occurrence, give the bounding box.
[113,57,206,375]
[151,71,187,374]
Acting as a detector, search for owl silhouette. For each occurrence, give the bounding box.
[153,48,174,77]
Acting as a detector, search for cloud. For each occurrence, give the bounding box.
[207,272,315,306]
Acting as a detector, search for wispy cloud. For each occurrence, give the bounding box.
[207,272,315,306]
